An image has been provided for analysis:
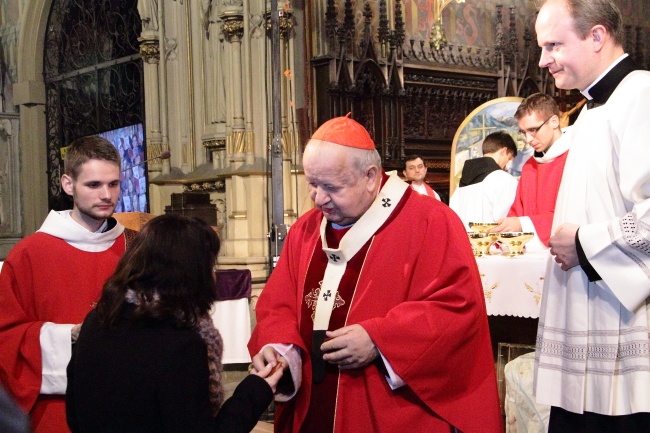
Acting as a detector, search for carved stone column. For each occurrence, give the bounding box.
[139,38,165,172]
[267,6,297,220]
[222,14,249,164]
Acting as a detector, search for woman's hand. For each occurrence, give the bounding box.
[249,358,285,393]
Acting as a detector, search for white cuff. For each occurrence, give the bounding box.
[379,351,405,390]
[519,217,546,252]
[40,322,74,394]
[262,344,302,402]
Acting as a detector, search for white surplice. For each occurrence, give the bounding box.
[534,70,650,415]
[449,169,518,230]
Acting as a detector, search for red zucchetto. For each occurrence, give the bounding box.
[310,113,375,150]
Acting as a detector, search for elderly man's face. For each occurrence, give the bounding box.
[303,144,379,226]
[536,0,599,91]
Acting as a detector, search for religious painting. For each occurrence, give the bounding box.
[450,96,532,195]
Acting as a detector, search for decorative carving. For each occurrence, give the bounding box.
[222,18,244,41]
[278,15,294,39]
[249,15,264,39]
[165,37,177,61]
[201,0,215,39]
[405,74,498,91]
[137,0,159,32]
[185,180,226,193]
[265,14,294,39]
[226,130,250,154]
[203,139,226,150]
[0,115,21,237]
[324,0,338,54]
[139,39,160,63]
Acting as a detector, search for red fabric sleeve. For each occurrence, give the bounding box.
[359,200,502,433]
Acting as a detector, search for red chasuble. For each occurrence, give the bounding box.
[0,233,126,433]
[507,152,568,246]
[249,185,502,433]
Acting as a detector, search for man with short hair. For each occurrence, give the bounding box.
[403,154,441,200]
[490,93,570,250]
[249,116,502,433]
[0,136,131,433]
[535,1,650,431]
[449,130,518,228]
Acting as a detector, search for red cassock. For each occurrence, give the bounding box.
[507,152,568,247]
[0,233,126,433]
[412,182,440,200]
[249,187,502,433]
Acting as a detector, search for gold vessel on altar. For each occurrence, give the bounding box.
[468,232,498,257]
[468,222,498,234]
[497,232,534,257]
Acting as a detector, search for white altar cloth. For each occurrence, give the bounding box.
[210,298,252,364]
[475,250,551,318]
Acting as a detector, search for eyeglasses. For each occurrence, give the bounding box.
[518,115,554,136]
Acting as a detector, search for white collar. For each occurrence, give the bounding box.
[581,54,628,99]
[38,210,125,252]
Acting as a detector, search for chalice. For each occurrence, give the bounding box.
[468,232,498,257]
[497,232,534,257]
[468,222,498,234]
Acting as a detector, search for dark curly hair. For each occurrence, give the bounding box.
[96,213,220,328]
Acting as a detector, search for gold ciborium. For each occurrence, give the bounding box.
[468,232,498,257]
[468,222,498,234]
[497,232,534,257]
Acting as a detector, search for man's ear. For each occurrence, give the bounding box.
[366,165,380,192]
[591,25,607,51]
[61,174,74,196]
[550,114,561,129]
[402,169,407,178]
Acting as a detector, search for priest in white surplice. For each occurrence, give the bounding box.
[534,1,650,432]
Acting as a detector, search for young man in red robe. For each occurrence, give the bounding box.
[249,115,502,433]
[403,154,441,200]
[490,93,570,250]
[0,136,131,433]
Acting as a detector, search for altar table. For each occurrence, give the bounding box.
[211,269,253,364]
[475,250,551,318]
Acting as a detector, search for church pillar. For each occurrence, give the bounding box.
[138,39,164,173]
[221,12,249,165]
[278,10,297,221]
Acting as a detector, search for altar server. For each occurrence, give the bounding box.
[491,93,570,250]
[449,130,518,228]
[0,136,130,433]
[403,154,441,200]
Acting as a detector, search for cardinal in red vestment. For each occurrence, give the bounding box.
[249,115,502,433]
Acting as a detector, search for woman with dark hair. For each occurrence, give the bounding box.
[66,214,282,433]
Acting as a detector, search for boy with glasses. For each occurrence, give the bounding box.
[490,92,570,249]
